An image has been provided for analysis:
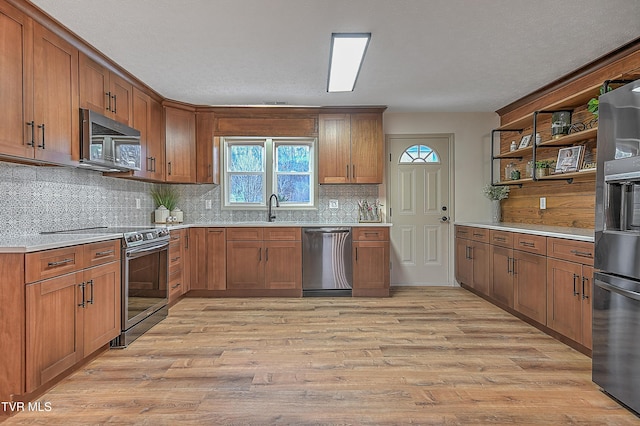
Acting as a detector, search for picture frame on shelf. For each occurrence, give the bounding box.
[554,146,583,174]
[518,134,532,149]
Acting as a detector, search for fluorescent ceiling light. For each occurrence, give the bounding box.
[327,33,371,93]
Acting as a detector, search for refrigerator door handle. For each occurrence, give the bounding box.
[595,279,640,302]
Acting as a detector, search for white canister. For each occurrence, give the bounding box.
[154,205,169,223]
[170,208,183,223]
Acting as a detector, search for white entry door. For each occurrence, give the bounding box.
[387,135,452,286]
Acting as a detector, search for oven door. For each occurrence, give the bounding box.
[123,241,169,331]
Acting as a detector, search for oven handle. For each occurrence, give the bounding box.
[595,280,640,302]
[126,241,169,258]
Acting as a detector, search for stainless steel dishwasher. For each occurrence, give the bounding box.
[302,227,352,296]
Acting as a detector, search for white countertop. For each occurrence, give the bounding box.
[455,222,594,243]
[0,222,392,253]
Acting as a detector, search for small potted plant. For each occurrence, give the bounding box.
[151,186,179,223]
[535,160,554,179]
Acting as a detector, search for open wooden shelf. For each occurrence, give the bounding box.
[538,127,598,147]
[494,145,533,159]
[538,168,596,182]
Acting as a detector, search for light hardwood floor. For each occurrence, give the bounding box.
[4,287,639,425]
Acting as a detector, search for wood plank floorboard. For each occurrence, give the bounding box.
[3,287,639,425]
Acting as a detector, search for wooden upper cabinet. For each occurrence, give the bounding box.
[0,1,33,159]
[164,105,196,183]
[350,113,383,183]
[318,112,383,184]
[79,53,132,126]
[196,112,219,184]
[33,24,79,165]
[318,114,351,184]
[132,87,164,181]
[0,10,78,166]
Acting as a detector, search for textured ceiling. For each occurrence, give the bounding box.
[29,0,640,112]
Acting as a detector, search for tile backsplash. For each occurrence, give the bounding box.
[0,161,379,237]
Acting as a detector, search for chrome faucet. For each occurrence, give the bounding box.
[268,193,280,222]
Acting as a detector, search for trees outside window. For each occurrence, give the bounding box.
[223,137,315,208]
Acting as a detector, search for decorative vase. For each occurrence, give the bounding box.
[492,200,501,223]
[154,205,169,223]
[170,208,183,223]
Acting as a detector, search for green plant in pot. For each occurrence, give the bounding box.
[151,185,179,223]
[535,160,554,178]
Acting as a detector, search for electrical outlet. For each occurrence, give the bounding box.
[135,198,141,209]
[205,199,212,210]
[329,199,339,209]
[540,197,546,209]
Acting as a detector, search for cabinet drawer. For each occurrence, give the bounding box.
[84,239,120,268]
[169,244,182,270]
[226,227,263,241]
[470,228,489,243]
[169,268,183,299]
[547,237,594,265]
[353,227,389,241]
[25,245,84,283]
[263,227,301,241]
[514,234,547,255]
[490,230,513,248]
[455,226,472,239]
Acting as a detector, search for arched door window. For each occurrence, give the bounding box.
[399,144,440,164]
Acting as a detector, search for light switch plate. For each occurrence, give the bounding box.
[329,199,339,209]
[540,197,546,209]
[135,198,141,209]
[205,199,212,209]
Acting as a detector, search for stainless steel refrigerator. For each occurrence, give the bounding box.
[593,78,640,416]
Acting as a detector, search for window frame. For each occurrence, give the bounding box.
[222,136,317,210]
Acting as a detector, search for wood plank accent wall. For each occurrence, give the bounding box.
[497,40,640,229]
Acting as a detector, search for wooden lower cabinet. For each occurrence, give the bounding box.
[455,226,489,295]
[490,245,513,308]
[25,260,120,393]
[513,251,547,325]
[264,240,301,289]
[225,227,302,294]
[168,229,189,303]
[190,228,226,290]
[352,227,390,297]
[547,259,593,347]
[457,225,595,354]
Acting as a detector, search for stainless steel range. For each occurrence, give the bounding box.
[117,227,170,347]
[43,226,170,347]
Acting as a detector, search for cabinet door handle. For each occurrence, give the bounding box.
[570,249,592,258]
[507,257,512,274]
[78,283,86,308]
[352,165,356,179]
[112,94,117,114]
[171,256,180,262]
[265,247,269,262]
[494,236,506,242]
[473,233,484,238]
[355,247,358,262]
[48,258,74,267]
[95,249,114,257]
[168,161,172,175]
[105,91,111,111]
[520,241,535,248]
[468,246,473,260]
[26,121,35,147]
[185,235,189,249]
[37,123,45,149]
[512,258,517,275]
[346,165,349,179]
[208,164,212,178]
[573,274,580,296]
[146,157,153,172]
[582,276,589,300]
[87,279,94,305]
[258,247,262,262]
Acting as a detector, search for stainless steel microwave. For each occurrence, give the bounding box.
[79,108,141,172]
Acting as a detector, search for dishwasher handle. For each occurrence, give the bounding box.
[304,229,350,234]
